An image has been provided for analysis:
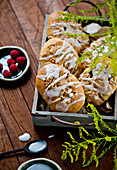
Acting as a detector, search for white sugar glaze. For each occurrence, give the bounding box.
[40,41,78,72]
[85,36,109,60]
[48,22,89,50]
[67,37,81,49]
[44,81,80,99]
[37,65,64,81]
[64,56,77,70]
[46,73,68,91]
[56,94,85,112]
[37,64,85,112]
[82,37,111,67]
[29,141,46,153]
[80,63,114,95]
[19,133,31,142]
[55,46,74,63]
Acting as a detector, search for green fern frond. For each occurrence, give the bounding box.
[68,150,74,163]
[58,12,109,23]
[61,103,117,168]
[64,142,72,147]
[75,146,80,161]
[63,32,89,39]
[79,8,96,15]
[87,104,105,136]
[97,143,115,159]
[67,0,82,6]
[61,150,68,160]
[67,132,78,143]
[95,2,107,7]
[82,149,87,165]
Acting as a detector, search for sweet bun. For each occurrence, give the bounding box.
[79,61,117,106]
[76,36,111,75]
[47,11,89,54]
[39,38,82,77]
[36,63,85,113]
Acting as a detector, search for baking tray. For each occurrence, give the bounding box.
[31,13,117,129]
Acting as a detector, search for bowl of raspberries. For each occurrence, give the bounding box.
[0,46,30,81]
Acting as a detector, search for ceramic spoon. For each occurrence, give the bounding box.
[0,140,47,157]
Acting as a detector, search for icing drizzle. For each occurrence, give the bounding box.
[37,64,85,112]
[48,22,89,52]
[40,41,78,73]
[84,37,109,60]
[80,63,115,95]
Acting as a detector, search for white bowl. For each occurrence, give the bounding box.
[0,46,30,81]
[18,158,62,170]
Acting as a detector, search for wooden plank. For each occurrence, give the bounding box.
[0,0,49,167]
[0,89,50,167]
[0,113,19,170]
[9,0,44,59]
[0,92,33,165]
[0,1,52,166]
[35,0,65,14]
[35,126,73,170]
[9,0,65,59]
[0,0,38,112]
[0,87,39,140]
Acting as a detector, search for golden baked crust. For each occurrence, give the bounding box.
[76,36,112,76]
[79,61,117,106]
[39,38,82,77]
[36,63,85,113]
[47,11,89,54]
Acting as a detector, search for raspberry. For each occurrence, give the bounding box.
[10,50,19,58]
[16,56,26,67]
[3,70,12,78]
[7,58,15,66]
[0,63,3,71]
[9,64,18,73]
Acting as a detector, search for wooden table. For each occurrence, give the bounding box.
[0,0,114,169]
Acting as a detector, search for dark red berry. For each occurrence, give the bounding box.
[9,64,18,73]
[10,50,19,58]
[7,58,15,66]
[0,63,3,71]
[16,56,26,67]
[3,70,12,78]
